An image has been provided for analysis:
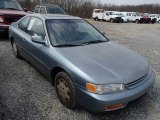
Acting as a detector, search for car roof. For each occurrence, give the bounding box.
[28,14,82,20]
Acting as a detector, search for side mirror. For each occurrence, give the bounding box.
[24,8,28,12]
[31,35,46,45]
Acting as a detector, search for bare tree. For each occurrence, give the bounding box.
[18,0,160,17]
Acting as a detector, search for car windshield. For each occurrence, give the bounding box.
[119,13,124,17]
[110,12,116,15]
[46,6,65,14]
[0,0,23,10]
[46,19,108,46]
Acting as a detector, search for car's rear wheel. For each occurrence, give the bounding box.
[12,40,21,58]
[54,72,76,109]
[158,20,160,23]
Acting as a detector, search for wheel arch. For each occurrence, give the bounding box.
[10,36,14,45]
[51,66,71,84]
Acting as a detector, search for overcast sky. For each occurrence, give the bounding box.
[100,0,160,5]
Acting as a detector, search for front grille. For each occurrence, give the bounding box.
[126,74,148,89]
[3,16,23,24]
[115,17,121,20]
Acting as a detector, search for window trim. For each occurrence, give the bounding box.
[26,16,46,38]
[18,16,31,32]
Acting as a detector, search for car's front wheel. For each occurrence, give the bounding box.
[110,18,114,23]
[135,19,139,23]
[54,72,76,109]
[11,40,21,58]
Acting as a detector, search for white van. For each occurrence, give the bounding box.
[92,9,104,20]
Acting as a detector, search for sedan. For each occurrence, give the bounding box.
[9,14,155,112]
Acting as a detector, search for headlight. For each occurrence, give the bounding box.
[86,83,127,94]
[0,17,4,22]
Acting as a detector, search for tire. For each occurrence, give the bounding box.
[110,18,114,23]
[94,17,99,21]
[54,72,76,109]
[135,19,139,23]
[121,19,124,23]
[11,40,21,58]
[158,20,160,24]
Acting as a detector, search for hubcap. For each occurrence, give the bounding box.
[56,78,70,102]
[13,42,18,55]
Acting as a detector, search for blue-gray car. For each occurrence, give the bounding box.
[9,14,155,112]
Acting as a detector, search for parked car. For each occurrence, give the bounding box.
[149,14,159,23]
[92,9,122,23]
[118,12,128,23]
[127,12,151,23]
[0,0,27,33]
[34,4,66,14]
[9,14,155,112]
[157,16,160,23]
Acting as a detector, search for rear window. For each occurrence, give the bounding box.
[46,6,65,14]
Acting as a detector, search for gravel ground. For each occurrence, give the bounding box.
[0,21,160,120]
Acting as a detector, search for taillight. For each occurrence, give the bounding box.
[0,16,4,23]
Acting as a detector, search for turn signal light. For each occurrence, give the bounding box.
[86,83,97,93]
[0,17,4,22]
[105,103,125,110]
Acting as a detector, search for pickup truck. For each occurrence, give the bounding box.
[0,0,27,33]
[127,12,151,23]
[92,9,122,23]
[34,4,66,14]
[149,14,159,23]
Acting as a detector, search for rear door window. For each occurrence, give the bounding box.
[18,17,31,32]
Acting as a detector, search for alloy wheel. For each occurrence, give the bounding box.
[56,78,71,102]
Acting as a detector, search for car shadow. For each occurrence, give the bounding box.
[0,32,9,41]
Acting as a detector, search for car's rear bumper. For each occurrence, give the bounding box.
[75,70,155,112]
[0,24,10,32]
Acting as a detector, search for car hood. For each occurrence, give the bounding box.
[0,10,27,16]
[55,42,148,84]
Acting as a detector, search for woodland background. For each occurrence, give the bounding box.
[17,0,160,18]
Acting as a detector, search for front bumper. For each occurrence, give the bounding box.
[75,70,155,112]
[113,17,122,23]
[140,18,151,23]
[0,24,10,32]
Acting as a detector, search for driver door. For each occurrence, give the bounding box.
[22,17,46,71]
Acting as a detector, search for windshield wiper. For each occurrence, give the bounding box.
[54,44,81,47]
[82,40,107,45]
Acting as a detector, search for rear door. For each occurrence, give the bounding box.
[16,16,31,53]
